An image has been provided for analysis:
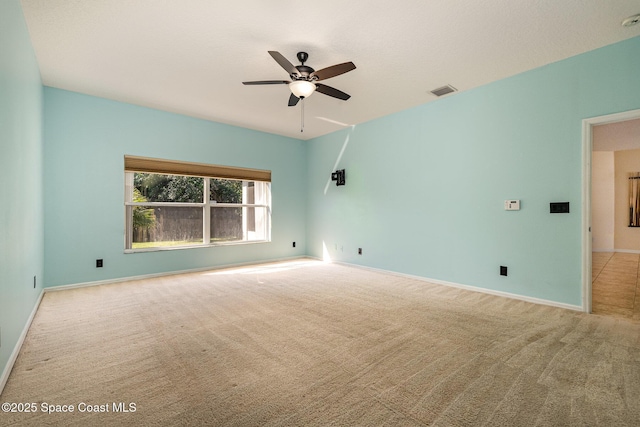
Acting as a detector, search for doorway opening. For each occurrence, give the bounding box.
[582,108,640,320]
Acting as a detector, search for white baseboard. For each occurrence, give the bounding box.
[593,249,640,254]
[0,290,45,395]
[331,260,583,312]
[45,255,310,292]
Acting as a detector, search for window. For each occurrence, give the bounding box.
[124,156,271,251]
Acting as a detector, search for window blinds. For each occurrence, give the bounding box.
[124,155,271,182]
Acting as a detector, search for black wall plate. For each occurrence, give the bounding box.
[550,202,569,213]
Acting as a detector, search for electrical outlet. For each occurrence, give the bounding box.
[96,259,103,268]
[358,248,362,255]
[500,266,508,276]
[34,275,36,288]
[293,241,296,248]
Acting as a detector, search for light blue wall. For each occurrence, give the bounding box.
[307,36,640,307]
[0,0,44,382]
[44,88,307,287]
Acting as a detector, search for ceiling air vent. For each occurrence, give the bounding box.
[430,85,457,97]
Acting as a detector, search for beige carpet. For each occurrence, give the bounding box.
[1,259,639,426]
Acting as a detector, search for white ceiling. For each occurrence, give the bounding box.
[20,0,640,140]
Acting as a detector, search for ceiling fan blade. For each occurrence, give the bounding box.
[242,80,289,85]
[316,83,351,101]
[288,93,300,107]
[268,51,300,77]
[311,62,356,81]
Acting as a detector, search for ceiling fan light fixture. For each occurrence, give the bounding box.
[289,80,316,98]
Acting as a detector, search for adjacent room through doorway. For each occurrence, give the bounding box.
[590,115,640,321]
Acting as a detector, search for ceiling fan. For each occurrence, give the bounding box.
[242,51,356,106]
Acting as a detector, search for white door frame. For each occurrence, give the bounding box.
[582,108,640,313]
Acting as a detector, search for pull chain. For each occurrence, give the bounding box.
[300,97,305,133]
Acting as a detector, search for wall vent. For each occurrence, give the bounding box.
[430,85,457,97]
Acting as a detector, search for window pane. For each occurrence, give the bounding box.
[253,181,269,205]
[132,206,203,248]
[210,207,243,241]
[211,206,268,242]
[246,206,268,240]
[246,181,255,204]
[210,178,242,203]
[135,173,204,203]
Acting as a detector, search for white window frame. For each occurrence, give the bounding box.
[124,172,271,252]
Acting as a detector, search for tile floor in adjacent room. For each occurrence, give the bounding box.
[592,252,640,321]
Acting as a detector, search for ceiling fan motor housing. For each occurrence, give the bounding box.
[294,65,315,80]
